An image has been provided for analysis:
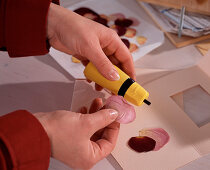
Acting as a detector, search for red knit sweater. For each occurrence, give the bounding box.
[0,0,59,169]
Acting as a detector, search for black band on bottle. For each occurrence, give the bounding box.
[118,78,135,97]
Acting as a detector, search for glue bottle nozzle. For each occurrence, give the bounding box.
[143,99,151,105]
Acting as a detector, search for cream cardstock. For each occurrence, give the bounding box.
[71,55,210,170]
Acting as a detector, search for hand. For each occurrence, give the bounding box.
[79,98,120,142]
[47,3,135,90]
[34,98,120,169]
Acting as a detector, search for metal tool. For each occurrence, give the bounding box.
[178,6,186,38]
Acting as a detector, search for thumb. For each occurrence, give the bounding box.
[86,109,118,135]
[86,44,120,81]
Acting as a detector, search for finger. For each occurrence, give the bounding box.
[91,122,120,159]
[91,120,118,142]
[107,55,120,66]
[86,42,120,81]
[84,109,118,136]
[79,107,88,114]
[104,35,136,80]
[81,60,89,66]
[99,121,120,147]
[89,98,103,113]
[91,129,104,142]
[73,55,89,68]
[86,79,92,83]
[95,83,103,91]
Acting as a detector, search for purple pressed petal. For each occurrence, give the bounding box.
[74,7,99,17]
[128,136,156,153]
[115,18,133,27]
[121,38,130,48]
[94,17,108,27]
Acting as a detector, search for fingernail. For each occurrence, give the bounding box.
[109,69,120,81]
[109,109,118,120]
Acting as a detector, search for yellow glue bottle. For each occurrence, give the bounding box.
[84,62,151,106]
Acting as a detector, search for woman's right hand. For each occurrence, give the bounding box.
[34,99,119,169]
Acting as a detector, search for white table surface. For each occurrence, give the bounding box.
[0,0,206,169]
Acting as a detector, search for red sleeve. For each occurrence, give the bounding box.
[0,110,51,170]
[0,0,59,57]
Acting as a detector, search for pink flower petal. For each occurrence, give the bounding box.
[125,28,137,38]
[139,128,170,151]
[109,13,125,21]
[136,36,147,45]
[128,17,140,26]
[105,95,136,124]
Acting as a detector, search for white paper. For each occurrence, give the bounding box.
[50,48,85,79]
[178,153,210,170]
